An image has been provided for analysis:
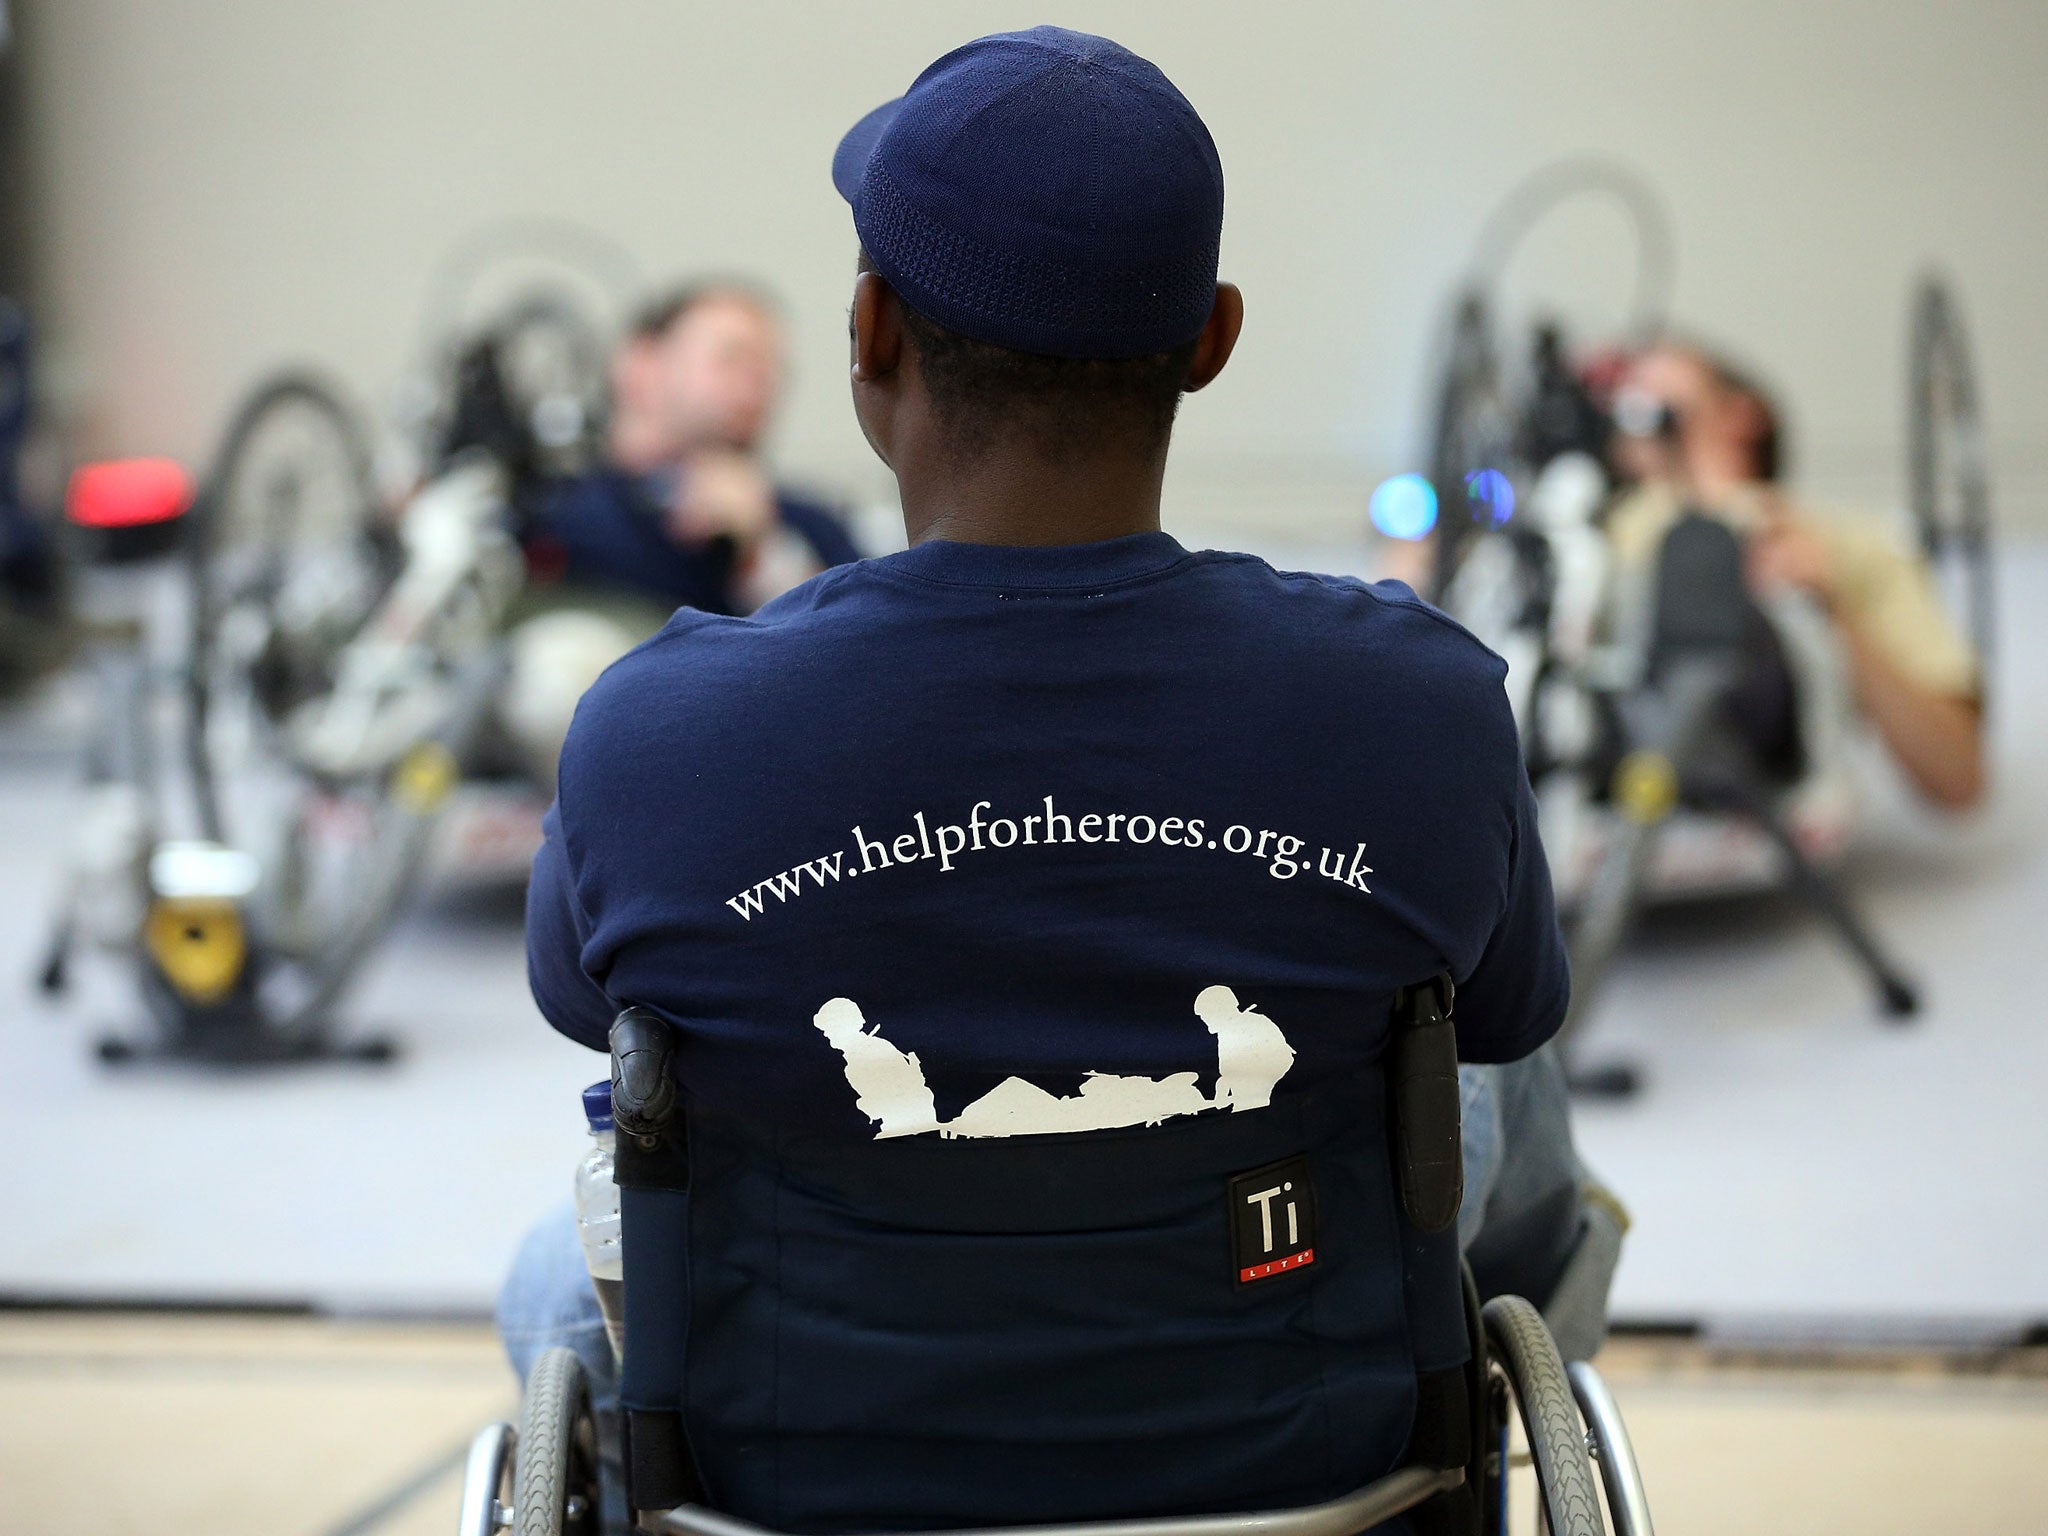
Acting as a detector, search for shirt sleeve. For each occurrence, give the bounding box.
[526,800,615,1052]
[1828,519,1980,699]
[1451,754,1571,1065]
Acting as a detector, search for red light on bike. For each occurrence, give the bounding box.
[66,458,195,529]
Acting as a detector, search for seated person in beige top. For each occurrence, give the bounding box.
[1606,342,1985,810]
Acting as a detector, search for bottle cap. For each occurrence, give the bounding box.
[582,1080,615,1133]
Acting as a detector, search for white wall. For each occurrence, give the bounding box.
[21,1,2048,538]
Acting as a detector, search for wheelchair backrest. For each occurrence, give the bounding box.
[610,980,1466,1533]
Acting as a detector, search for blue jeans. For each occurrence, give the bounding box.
[498,1202,620,1412]
[497,1045,1618,1437]
[1459,1045,1622,1362]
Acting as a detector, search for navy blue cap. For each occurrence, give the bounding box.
[582,1080,614,1133]
[833,27,1224,360]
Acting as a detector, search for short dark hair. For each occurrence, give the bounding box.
[1694,350,1787,483]
[629,280,780,342]
[858,253,1199,459]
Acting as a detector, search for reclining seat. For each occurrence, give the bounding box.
[611,982,1469,1536]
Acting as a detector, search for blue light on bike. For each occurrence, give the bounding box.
[1369,473,1438,540]
[1464,467,1514,526]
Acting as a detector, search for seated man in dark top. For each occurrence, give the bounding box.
[512,27,1580,1533]
[500,284,862,785]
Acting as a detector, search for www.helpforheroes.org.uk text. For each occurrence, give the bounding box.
[725,794,1373,920]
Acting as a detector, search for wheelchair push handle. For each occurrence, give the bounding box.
[610,1006,680,1150]
[1389,974,1461,1235]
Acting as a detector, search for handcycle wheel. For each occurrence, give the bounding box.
[514,1347,603,1536]
[1906,274,1995,707]
[482,289,610,469]
[1425,156,1677,606]
[1425,291,1517,603]
[1482,1295,1601,1536]
[187,370,385,840]
[433,291,609,488]
[180,371,418,1048]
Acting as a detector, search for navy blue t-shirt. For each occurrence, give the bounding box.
[524,467,862,616]
[527,530,1567,1529]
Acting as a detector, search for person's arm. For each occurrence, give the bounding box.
[1748,517,1985,810]
[664,449,833,611]
[1835,620,1985,810]
[666,448,778,552]
[527,801,617,1051]
[1447,676,1572,1063]
[1454,776,1571,1063]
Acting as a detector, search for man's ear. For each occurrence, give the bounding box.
[1183,283,1243,393]
[851,271,904,384]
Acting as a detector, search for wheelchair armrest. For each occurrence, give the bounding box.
[611,1005,680,1149]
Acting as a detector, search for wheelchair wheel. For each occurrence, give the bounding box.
[1482,1295,1601,1536]
[1568,1362,1655,1536]
[457,1421,516,1536]
[514,1347,603,1536]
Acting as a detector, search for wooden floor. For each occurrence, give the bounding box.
[2,1312,2045,1536]
[0,1312,508,1536]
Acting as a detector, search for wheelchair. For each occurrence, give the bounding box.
[460,985,1654,1536]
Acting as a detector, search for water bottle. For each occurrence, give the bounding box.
[574,1080,626,1360]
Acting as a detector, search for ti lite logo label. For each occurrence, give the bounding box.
[1228,1154,1318,1284]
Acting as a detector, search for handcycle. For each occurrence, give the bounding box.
[40,230,635,1064]
[459,983,1655,1536]
[1405,159,1995,1094]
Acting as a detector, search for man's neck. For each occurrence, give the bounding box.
[897,438,1168,548]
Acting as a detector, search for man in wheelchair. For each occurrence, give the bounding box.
[503,29,1627,1535]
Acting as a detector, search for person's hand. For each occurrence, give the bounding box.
[666,449,777,550]
[1747,513,1839,610]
